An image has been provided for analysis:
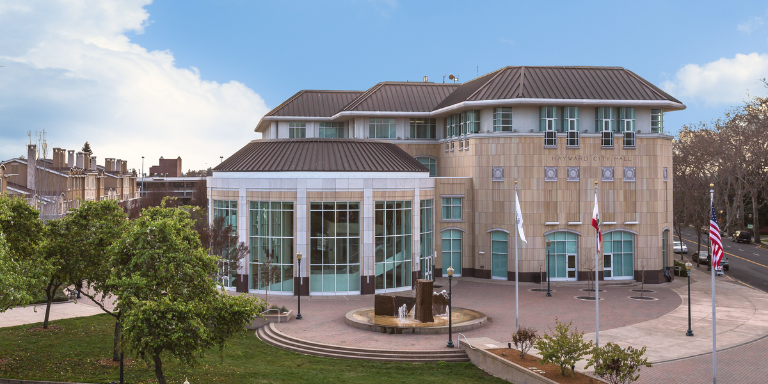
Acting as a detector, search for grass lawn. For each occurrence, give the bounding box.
[0,314,506,384]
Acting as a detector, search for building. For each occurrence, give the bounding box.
[148,156,182,177]
[209,66,683,296]
[0,144,140,218]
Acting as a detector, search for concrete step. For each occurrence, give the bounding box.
[256,325,469,363]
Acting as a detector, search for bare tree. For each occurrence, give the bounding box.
[198,214,249,290]
[580,254,602,298]
[258,253,281,305]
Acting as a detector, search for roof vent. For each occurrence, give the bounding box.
[423,76,428,82]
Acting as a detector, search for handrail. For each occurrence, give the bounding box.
[457,333,476,350]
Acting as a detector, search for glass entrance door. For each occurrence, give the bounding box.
[567,254,577,280]
[603,254,613,279]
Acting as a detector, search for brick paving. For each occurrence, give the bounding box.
[257,277,680,351]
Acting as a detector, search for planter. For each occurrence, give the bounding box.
[247,310,294,330]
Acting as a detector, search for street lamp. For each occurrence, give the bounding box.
[446,266,454,348]
[685,262,694,337]
[546,240,552,297]
[296,251,302,320]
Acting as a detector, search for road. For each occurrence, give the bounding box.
[675,227,768,293]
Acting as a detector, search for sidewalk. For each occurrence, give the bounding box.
[0,302,103,328]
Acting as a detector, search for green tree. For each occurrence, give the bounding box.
[40,218,77,328]
[110,205,264,384]
[535,319,594,376]
[81,141,92,155]
[586,342,652,384]
[62,200,128,360]
[0,196,50,312]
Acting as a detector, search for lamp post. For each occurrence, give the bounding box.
[546,240,552,297]
[296,251,302,320]
[446,266,454,348]
[685,262,694,336]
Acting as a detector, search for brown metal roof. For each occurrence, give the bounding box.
[343,82,459,112]
[266,90,364,117]
[433,66,682,110]
[214,139,429,173]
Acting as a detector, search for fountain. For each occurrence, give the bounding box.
[345,279,487,334]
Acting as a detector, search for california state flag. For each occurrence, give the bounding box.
[592,191,602,252]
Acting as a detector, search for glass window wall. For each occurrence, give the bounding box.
[441,230,462,275]
[416,157,437,177]
[369,118,396,139]
[309,202,361,293]
[420,199,434,279]
[289,122,306,138]
[493,107,513,132]
[249,202,294,293]
[544,232,578,280]
[603,231,634,279]
[409,118,436,139]
[319,122,345,138]
[491,232,508,278]
[374,201,412,291]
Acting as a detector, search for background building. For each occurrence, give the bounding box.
[149,156,182,177]
[211,66,683,295]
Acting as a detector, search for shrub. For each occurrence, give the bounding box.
[269,304,279,310]
[280,305,288,313]
[511,326,538,359]
[586,342,652,384]
[534,319,594,376]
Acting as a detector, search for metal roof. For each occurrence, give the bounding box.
[265,90,364,117]
[433,66,681,110]
[343,82,459,112]
[214,139,430,173]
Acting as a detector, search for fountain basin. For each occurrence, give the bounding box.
[345,307,487,335]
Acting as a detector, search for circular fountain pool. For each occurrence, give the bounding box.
[344,307,487,335]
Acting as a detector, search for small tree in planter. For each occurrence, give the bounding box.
[639,259,647,298]
[586,342,652,384]
[511,326,538,359]
[259,253,281,306]
[535,319,594,376]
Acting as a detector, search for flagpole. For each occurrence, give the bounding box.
[710,183,717,384]
[595,180,599,348]
[515,181,519,332]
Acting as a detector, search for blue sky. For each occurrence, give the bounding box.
[1,0,767,170]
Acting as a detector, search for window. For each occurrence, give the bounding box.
[463,110,481,134]
[493,107,513,132]
[446,115,456,137]
[441,197,462,220]
[289,122,306,138]
[416,157,437,177]
[545,232,578,280]
[249,202,294,292]
[369,118,396,139]
[595,107,614,132]
[564,107,579,147]
[309,202,361,293]
[214,200,238,231]
[319,122,345,138]
[603,231,634,279]
[420,199,434,279]
[409,118,436,139]
[619,108,635,132]
[441,230,462,275]
[540,107,558,131]
[651,109,663,133]
[491,232,508,279]
[374,201,412,291]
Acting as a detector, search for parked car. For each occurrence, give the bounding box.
[673,241,688,254]
[693,251,711,264]
[721,257,729,271]
[733,231,752,243]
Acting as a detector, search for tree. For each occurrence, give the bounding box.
[109,204,264,384]
[198,214,249,291]
[40,219,76,329]
[258,253,281,305]
[188,178,208,209]
[81,141,93,155]
[535,319,594,376]
[586,342,652,384]
[62,200,128,360]
[511,326,538,359]
[0,196,50,312]
[580,254,602,298]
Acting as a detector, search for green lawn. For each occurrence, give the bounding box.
[0,314,505,384]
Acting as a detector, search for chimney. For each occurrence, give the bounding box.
[105,158,114,172]
[84,152,90,171]
[67,150,75,168]
[53,148,63,168]
[121,160,127,173]
[90,156,97,171]
[76,152,84,169]
[27,144,36,191]
[0,164,6,195]
[115,159,121,173]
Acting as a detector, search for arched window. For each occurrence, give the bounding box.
[491,231,508,279]
[545,232,578,281]
[441,229,462,276]
[416,157,437,177]
[603,231,634,280]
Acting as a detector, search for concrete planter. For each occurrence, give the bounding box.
[247,310,294,330]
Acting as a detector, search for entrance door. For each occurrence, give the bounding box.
[491,232,508,279]
[421,252,434,281]
[567,254,577,280]
[603,254,613,279]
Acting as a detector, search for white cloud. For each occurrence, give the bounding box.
[661,53,768,105]
[738,17,764,33]
[499,38,514,46]
[0,0,267,172]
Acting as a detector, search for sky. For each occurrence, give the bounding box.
[1,0,767,171]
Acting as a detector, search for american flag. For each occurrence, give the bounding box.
[710,202,723,269]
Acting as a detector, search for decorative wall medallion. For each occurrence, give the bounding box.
[601,167,614,182]
[663,167,668,181]
[544,167,557,181]
[567,167,580,182]
[492,167,504,182]
[623,167,636,181]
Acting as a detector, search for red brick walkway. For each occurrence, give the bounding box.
[259,278,680,351]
